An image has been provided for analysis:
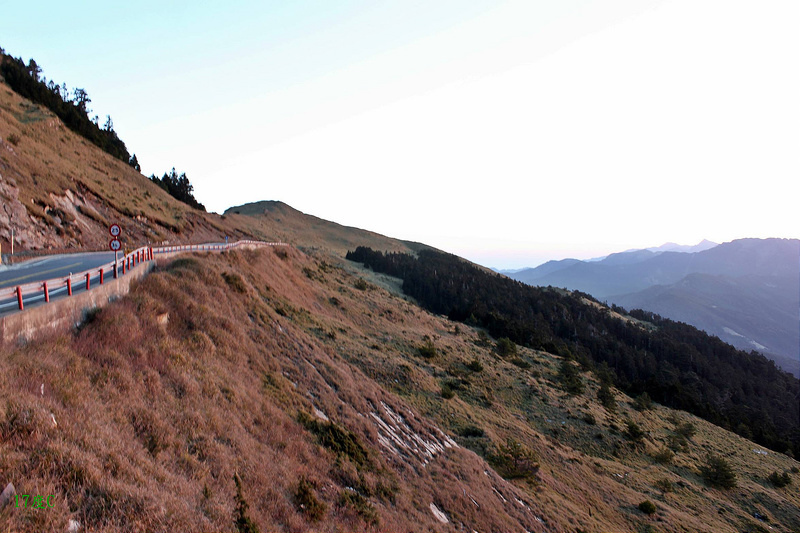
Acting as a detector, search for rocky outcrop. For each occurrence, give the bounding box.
[0,482,15,510]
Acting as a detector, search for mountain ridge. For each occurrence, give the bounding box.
[510,238,800,374]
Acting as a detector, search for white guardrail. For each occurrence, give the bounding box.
[0,240,285,312]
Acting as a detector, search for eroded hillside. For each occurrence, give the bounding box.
[2,246,798,532]
[0,76,249,254]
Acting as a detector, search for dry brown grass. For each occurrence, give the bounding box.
[0,76,434,264]
[1,246,797,532]
[221,200,425,258]
[0,248,536,532]
[0,81,258,253]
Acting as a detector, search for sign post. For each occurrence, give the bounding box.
[109,224,122,277]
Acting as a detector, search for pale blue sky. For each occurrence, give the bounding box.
[3,0,798,268]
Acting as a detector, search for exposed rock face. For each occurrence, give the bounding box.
[371,400,457,465]
[0,482,15,510]
[0,170,111,251]
[429,502,449,523]
[0,172,37,249]
[0,171,83,250]
[156,312,169,327]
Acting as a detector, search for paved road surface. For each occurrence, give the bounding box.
[0,251,117,289]
[0,251,120,315]
[0,242,250,315]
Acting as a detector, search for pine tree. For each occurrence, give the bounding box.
[559,359,584,395]
[700,454,737,489]
[128,154,141,172]
[598,381,616,412]
[233,473,260,533]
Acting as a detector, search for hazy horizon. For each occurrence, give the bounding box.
[410,237,721,270]
[409,236,720,270]
[4,0,797,267]
[469,238,721,270]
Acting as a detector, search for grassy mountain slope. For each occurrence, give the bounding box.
[223,200,429,256]
[2,247,798,532]
[347,247,800,456]
[0,73,421,259]
[0,248,538,532]
[0,77,252,254]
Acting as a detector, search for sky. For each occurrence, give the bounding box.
[3,0,798,268]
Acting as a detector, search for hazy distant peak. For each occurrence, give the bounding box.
[600,249,658,265]
[586,240,717,263]
[646,239,718,253]
[494,267,527,275]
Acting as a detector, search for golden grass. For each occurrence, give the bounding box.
[0,78,423,267]
[1,246,796,532]
[0,74,440,270]
[0,249,535,532]
[0,81,260,253]
[221,200,424,258]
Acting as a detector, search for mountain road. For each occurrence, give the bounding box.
[0,251,118,315]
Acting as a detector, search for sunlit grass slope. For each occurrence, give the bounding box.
[1,246,797,532]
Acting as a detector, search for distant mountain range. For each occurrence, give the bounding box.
[625,239,719,255]
[586,239,719,262]
[508,239,800,376]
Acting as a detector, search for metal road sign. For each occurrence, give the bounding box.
[109,238,121,251]
[109,224,121,237]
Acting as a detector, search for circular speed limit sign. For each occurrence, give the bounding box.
[109,238,122,251]
[109,224,121,237]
